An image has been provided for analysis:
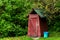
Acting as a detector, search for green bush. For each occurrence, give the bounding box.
[0,0,32,37]
[0,0,60,37]
[48,15,60,32]
[53,21,60,32]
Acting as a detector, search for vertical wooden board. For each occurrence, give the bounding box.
[40,18,48,36]
[39,18,43,36]
[43,21,48,31]
[28,14,41,37]
[30,18,37,37]
[28,18,31,36]
[37,17,41,37]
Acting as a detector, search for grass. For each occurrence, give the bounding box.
[0,30,59,40]
[38,32,60,40]
[0,36,60,40]
[38,37,60,40]
[0,36,33,40]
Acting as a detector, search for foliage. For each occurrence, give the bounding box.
[0,0,32,37]
[0,0,60,37]
[31,0,60,32]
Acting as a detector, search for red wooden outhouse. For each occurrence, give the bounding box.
[28,8,48,37]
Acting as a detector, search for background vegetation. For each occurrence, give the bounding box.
[0,0,60,37]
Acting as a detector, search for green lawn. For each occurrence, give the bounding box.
[0,36,60,40]
[0,36,33,40]
[38,37,60,40]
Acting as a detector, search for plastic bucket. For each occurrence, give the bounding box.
[44,32,48,38]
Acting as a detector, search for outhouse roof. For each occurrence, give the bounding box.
[33,8,45,18]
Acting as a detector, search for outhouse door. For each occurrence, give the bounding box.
[28,14,41,37]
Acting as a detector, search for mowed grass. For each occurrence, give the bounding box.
[38,37,60,40]
[0,36,60,40]
[0,36,33,40]
[0,37,60,40]
[38,32,60,40]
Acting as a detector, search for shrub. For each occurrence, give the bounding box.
[0,0,32,37]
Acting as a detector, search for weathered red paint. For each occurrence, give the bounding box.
[28,14,41,37]
[28,9,48,37]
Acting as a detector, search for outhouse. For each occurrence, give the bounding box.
[28,8,48,37]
